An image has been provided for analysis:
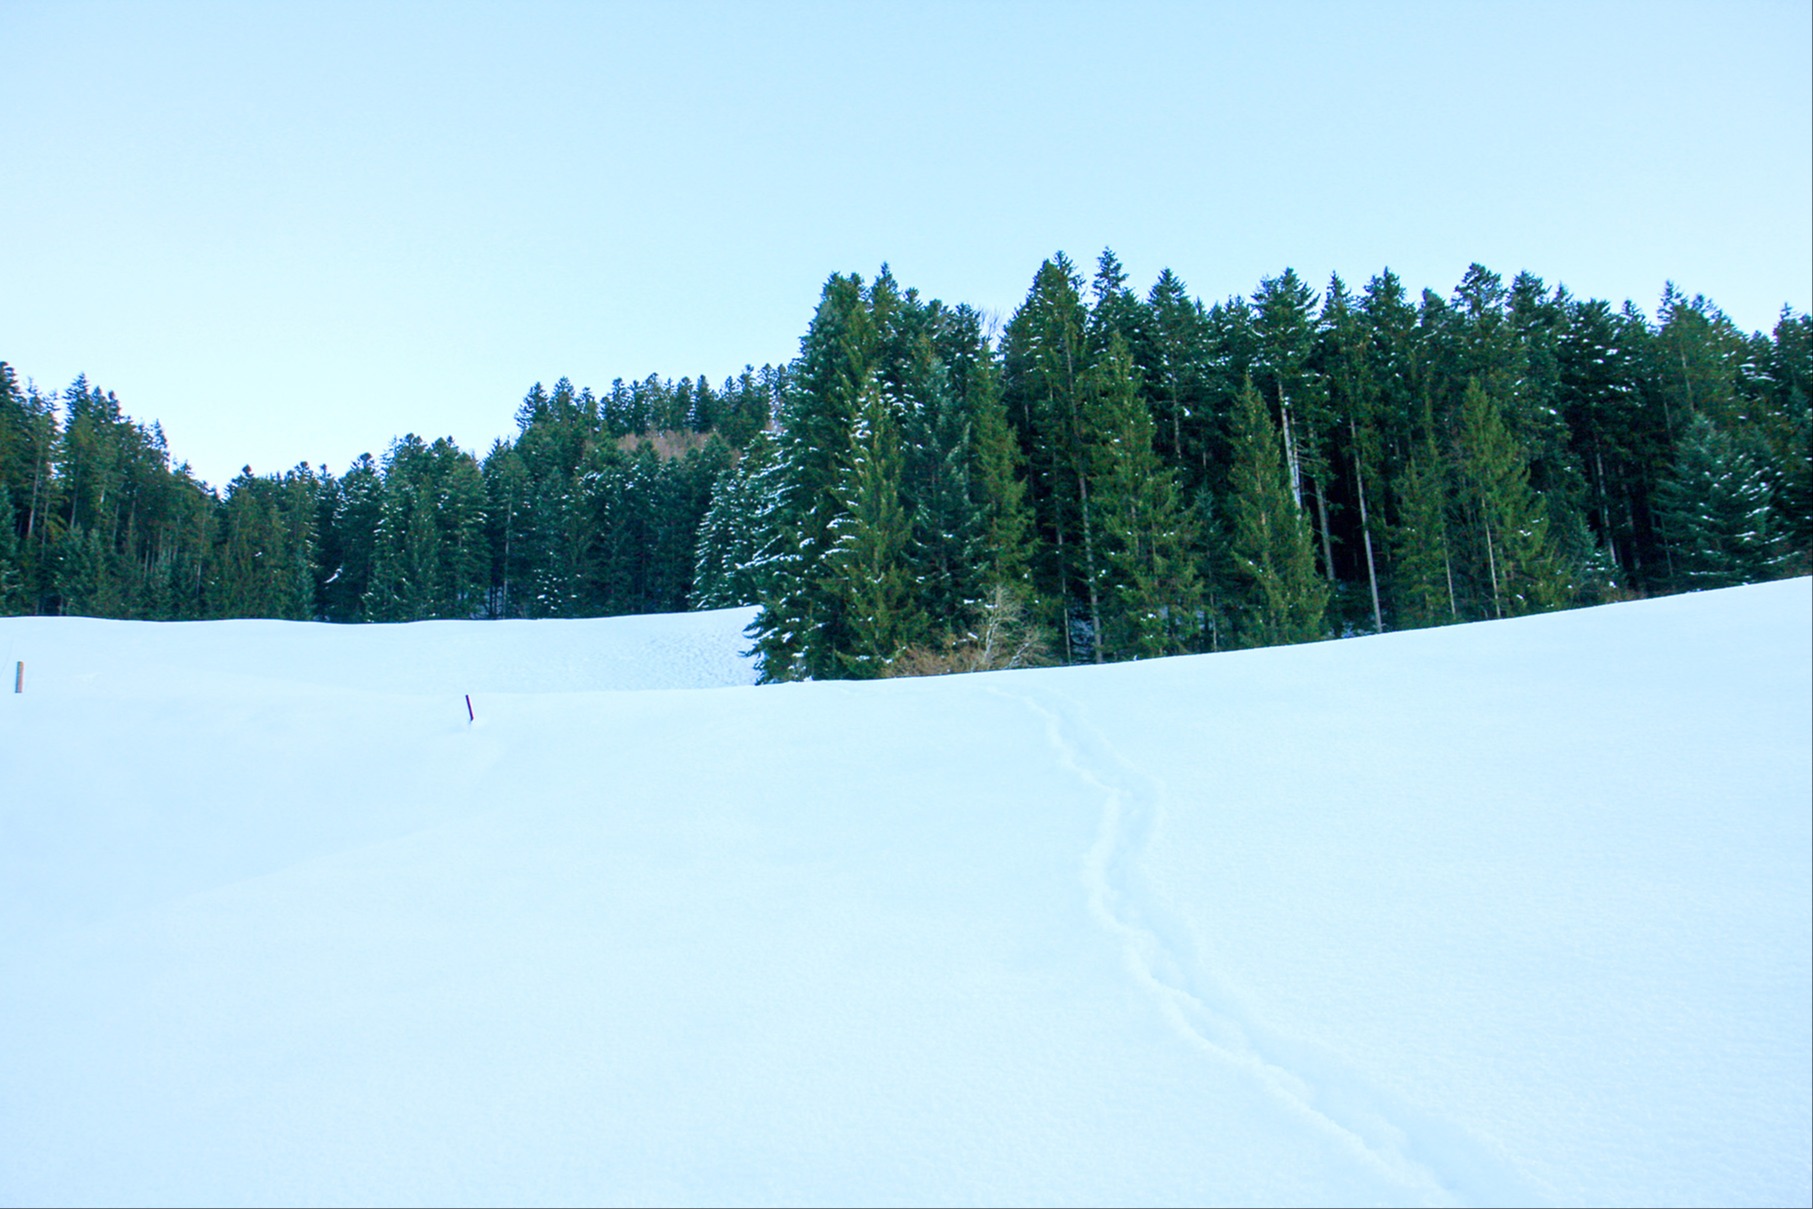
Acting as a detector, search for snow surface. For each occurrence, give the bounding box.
[1,584,1808,1207]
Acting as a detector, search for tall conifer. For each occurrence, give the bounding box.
[1225,379,1327,646]
[1086,335,1201,659]
[1454,379,1569,617]
[1656,415,1788,588]
[823,381,920,677]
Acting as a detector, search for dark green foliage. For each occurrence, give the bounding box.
[693,434,778,609]
[1224,379,1328,646]
[0,519,25,615]
[320,454,383,621]
[1453,380,1571,618]
[823,380,921,677]
[967,350,1037,600]
[1,256,1802,679]
[364,438,486,621]
[210,464,319,620]
[1002,255,1101,660]
[749,272,887,681]
[1760,310,1812,559]
[1390,443,1457,629]
[1656,415,1789,588]
[1085,335,1202,660]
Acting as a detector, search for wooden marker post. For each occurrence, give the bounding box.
[465,694,473,723]
[12,661,20,694]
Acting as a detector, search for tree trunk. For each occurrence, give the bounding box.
[1443,542,1458,619]
[1278,384,1302,508]
[1311,475,1335,582]
[1078,472,1103,664]
[1484,520,1502,619]
[1349,423,1383,633]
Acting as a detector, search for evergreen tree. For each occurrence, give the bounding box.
[1390,440,1457,628]
[56,525,105,616]
[1085,334,1201,659]
[693,435,777,609]
[900,332,985,628]
[0,521,24,615]
[1225,379,1327,646]
[1002,255,1102,661]
[1319,275,1387,632]
[1252,269,1335,579]
[1761,310,1812,561]
[1655,415,1788,588]
[363,437,486,621]
[1135,268,1210,481]
[966,350,1037,600]
[749,272,884,680]
[822,380,921,677]
[1453,379,1570,618]
[1088,249,1144,353]
[321,454,383,621]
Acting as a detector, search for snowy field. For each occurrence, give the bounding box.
[1,581,1808,1207]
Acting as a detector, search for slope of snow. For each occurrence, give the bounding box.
[0,605,762,698]
[1,582,1807,1207]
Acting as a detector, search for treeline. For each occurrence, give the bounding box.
[719,256,1809,678]
[0,366,782,621]
[2,254,1807,685]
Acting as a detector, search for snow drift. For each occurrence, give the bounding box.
[1,581,1808,1207]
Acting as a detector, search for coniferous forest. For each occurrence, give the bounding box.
[3,254,1808,681]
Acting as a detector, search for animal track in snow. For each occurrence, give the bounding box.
[990,681,1546,1207]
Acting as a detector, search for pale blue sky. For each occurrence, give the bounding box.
[2,1,1808,487]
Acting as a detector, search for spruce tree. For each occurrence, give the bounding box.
[56,525,104,616]
[1655,414,1788,588]
[322,454,383,621]
[1759,310,1812,563]
[1085,334,1202,659]
[749,273,881,681]
[1136,268,1210,480]
[822,381,920,677]
[693,436,777,609]
[1225,378,1327,646]
[1390,440,1457,628]
[0,520,26,615]
[1001,255,1101,661]
[1454,379,1570,618]
[1320,275,1387,632]
[900,333,985,628]
[1253,269,1335,579]
[966,351,1037,600]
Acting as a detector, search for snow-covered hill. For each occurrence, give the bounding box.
[2,583,1808,1207]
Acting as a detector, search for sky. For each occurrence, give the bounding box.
[2,1,1809,489]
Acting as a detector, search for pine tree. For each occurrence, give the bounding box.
[1225,378,1327,646]
[1655,414,1788,588]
